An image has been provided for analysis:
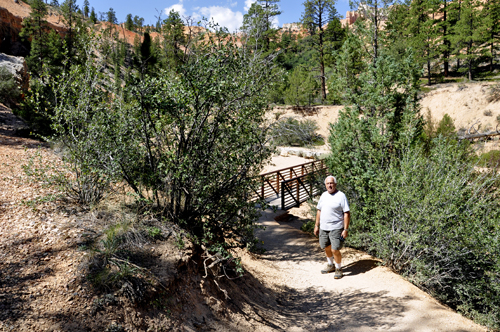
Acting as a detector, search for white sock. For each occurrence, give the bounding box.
[335,262,341,269]
[327,256,334,265]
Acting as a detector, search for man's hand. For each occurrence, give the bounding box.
[341,229,348,239]
[314,225,319,237]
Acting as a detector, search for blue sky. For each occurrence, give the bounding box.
[82,0,352,32]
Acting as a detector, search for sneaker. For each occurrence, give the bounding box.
[334,268,343,279]
[321,263,335,274]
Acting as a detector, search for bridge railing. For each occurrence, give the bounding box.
[251,160,327,205]
[280,172,326,210]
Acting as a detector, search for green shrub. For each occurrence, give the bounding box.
[49,28,278,260]
[270,117,324,147]
[0,67,20,106]
[478,150,500,168]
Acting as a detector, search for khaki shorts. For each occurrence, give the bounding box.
[319,228,344,250]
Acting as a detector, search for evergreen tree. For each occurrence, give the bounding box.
[482,0,500,72]
[125,13,134,31]
[323,16,346,68]
[383,3,411,57]
[350,0,396,65]
[451,0,485,80]
[83,0,89,18]
[45,29,64,73]
[89,7,97,24]
[241,3,267,50]
[328,31,422,239]
[50,0,59,7]
[134,16,144,33]
[406,0,439,85]
[258,0,281,51]
[436,0,452,76]
[107,7,118,25]
[301,0,338,102]
[161,10,186,67]
[284,65,318,106]
[19,0,48,75]
[60,0,80,60]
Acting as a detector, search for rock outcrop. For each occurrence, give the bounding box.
[0,0,66,56]
[0,53,29,90]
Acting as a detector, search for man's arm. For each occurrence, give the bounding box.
[314,210,321,236]
[342,211,350,239]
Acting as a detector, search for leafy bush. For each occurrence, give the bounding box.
[435,113,456,138]
[478,150,500,168]
[270,117,323,147]
[366,140,500,328]
[0,67,21,107]
[328,29,500,329]
[48,28,278,259]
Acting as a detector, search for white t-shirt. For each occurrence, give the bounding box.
[316,190,350,230]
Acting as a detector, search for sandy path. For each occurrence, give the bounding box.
[241,208,486,332]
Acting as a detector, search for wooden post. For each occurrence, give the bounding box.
[281,181,285,210]
[276,173,280,195]
[261,176,264,199]
[296,179,300,206]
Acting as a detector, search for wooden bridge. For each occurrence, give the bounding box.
[253,160,328,210]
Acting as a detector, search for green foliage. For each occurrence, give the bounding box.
[107,8,117,25]
[435,113,456,137]
[270,117,323,146]
[241,0,281,53]
[284,65,318,106]
[0,67,20,106]
[478,150,500,168]
[48,27,278,257]
[450,0,487,80]
[365,140,500,329]
[89,7,97,24]
[147,226,162,239]
[328,21,500,328]
[301,0,341,102]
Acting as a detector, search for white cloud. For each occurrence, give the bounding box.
[230,1,238,8]
[164,2,186,17]
[244,0,256,11]
[271,16,279,28]
[194,6,244,32]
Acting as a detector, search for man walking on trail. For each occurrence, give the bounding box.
[314,175,350,278]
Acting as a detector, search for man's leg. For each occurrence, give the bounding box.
[325,245,334,265]
[332,249,341,264]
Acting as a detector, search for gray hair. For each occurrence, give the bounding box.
[324,175,337,184]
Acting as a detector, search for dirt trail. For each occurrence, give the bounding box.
[238,202,486,331]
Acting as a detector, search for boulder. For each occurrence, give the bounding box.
[0,53,29,90]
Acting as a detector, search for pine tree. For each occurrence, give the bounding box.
[89,7,97,24]
[125,13,134,31]
[241,3,267,50]
[451,0,485,80]
[60,0,80,60]
[383,3,411,57]
[134,16,144,34]
[19,0,48,75]
[301,0,338,102]
[406,0,439,85]
[350,0,397,66]
[161,10,186,67]
[323,16,346,68]
[83,0,89,18]
[482,0,500,72]
[258,0,281,51]
[107,8,117,25]
[284,65,318,106]
[436,0,452,76]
